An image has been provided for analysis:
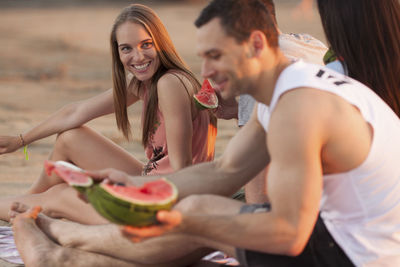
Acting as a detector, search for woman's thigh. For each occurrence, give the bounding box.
[53,126,144,175]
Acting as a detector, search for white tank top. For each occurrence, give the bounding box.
[258,61,400,266]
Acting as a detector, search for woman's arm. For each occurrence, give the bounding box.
[0,88,139,154]
[157,73,194,171]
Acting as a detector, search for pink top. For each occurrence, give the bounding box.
[141,85,216,175]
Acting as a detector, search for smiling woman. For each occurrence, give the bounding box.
[117,24,160,81]
[0,4,217,224]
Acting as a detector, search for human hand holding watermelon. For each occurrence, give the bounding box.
[195,79,238,119]
[44,160,178,227]
[122,210,182,242]
[212,89,238,120]
[85,168,134,187]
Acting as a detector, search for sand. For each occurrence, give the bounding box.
[0,1,325,266]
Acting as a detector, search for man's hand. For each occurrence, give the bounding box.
[213,90,238,120]
[85,168,133,186]
[121,210,182,243]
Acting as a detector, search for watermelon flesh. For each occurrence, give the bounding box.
[43,160,178,226]
[101,179,177,206]
[44,160,93,189]
[193,79,218,109]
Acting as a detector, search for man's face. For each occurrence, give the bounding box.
[196,18,257,100]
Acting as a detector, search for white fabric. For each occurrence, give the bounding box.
[0,226,23,265]
[278,33,327,65]
[257,61,400,266]
[326,59,347,75]
[238,33,327,126]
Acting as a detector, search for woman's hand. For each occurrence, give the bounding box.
[0,135,23,155]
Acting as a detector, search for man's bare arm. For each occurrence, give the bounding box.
[167,89,327,255]
[164,109,270,198]
[89,107,269,199]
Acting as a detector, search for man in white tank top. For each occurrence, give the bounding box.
[10,1,400,267]
[238,0,327,205]
[237,0,327,127]
[192,1,400,265]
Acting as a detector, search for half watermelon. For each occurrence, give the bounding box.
[193,79,218,109]
[44,160,178,226]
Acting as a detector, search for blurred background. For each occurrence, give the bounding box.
[0,0,325,196]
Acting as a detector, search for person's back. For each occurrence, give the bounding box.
[259,60,400,265]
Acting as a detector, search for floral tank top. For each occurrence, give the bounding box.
[141,84,217,175]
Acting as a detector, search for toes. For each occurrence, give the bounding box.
[12,206,42,224]
[8,210,19,221]
[10,202,30,213]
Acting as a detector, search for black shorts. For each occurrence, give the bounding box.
[235,203,355,267]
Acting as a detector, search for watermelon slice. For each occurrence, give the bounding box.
[44,160,178,226]
[44,160,93,192]
[193,79,218,109]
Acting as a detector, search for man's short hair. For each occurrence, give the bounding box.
[194,0,279,47]
[260,0,277,25]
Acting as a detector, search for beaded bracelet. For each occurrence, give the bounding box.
[19,134,25,147]
[19,134,29,160]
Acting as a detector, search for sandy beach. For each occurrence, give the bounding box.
[0,0,325,265]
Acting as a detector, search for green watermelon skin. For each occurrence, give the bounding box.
[44,160,178,227]
[86,183,177,227]
[193,79,218,110]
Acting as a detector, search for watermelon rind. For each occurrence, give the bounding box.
[86,178,178,226]
[193,79,218,110]
[46,160,178,226]
[54,160,83,171]
[52,161,93,190]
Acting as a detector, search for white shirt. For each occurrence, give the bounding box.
[258,61,400,267]
[238,33,327,126]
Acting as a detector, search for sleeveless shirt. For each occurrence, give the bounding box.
[141,83,216,175]
[257,61,400,266]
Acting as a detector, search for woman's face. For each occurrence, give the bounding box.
[116,21,161,82]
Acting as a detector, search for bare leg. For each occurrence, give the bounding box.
[0,126,144,221]
[12,207,199,267]
[28,126,144,194]
[12,207,216,267]
[244,166,270,204]
[1,184,107,224]
[11,196,244,265]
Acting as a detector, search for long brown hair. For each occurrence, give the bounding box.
[110,4,201,146]
[317,0,400,117]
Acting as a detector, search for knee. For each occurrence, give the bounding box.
[174,195,210,214]
[55,126,89,151]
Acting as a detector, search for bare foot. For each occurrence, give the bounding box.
[10,202,78,247]
[12,207,62,267]
[12,206,139,267]
[9,202,39,222]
